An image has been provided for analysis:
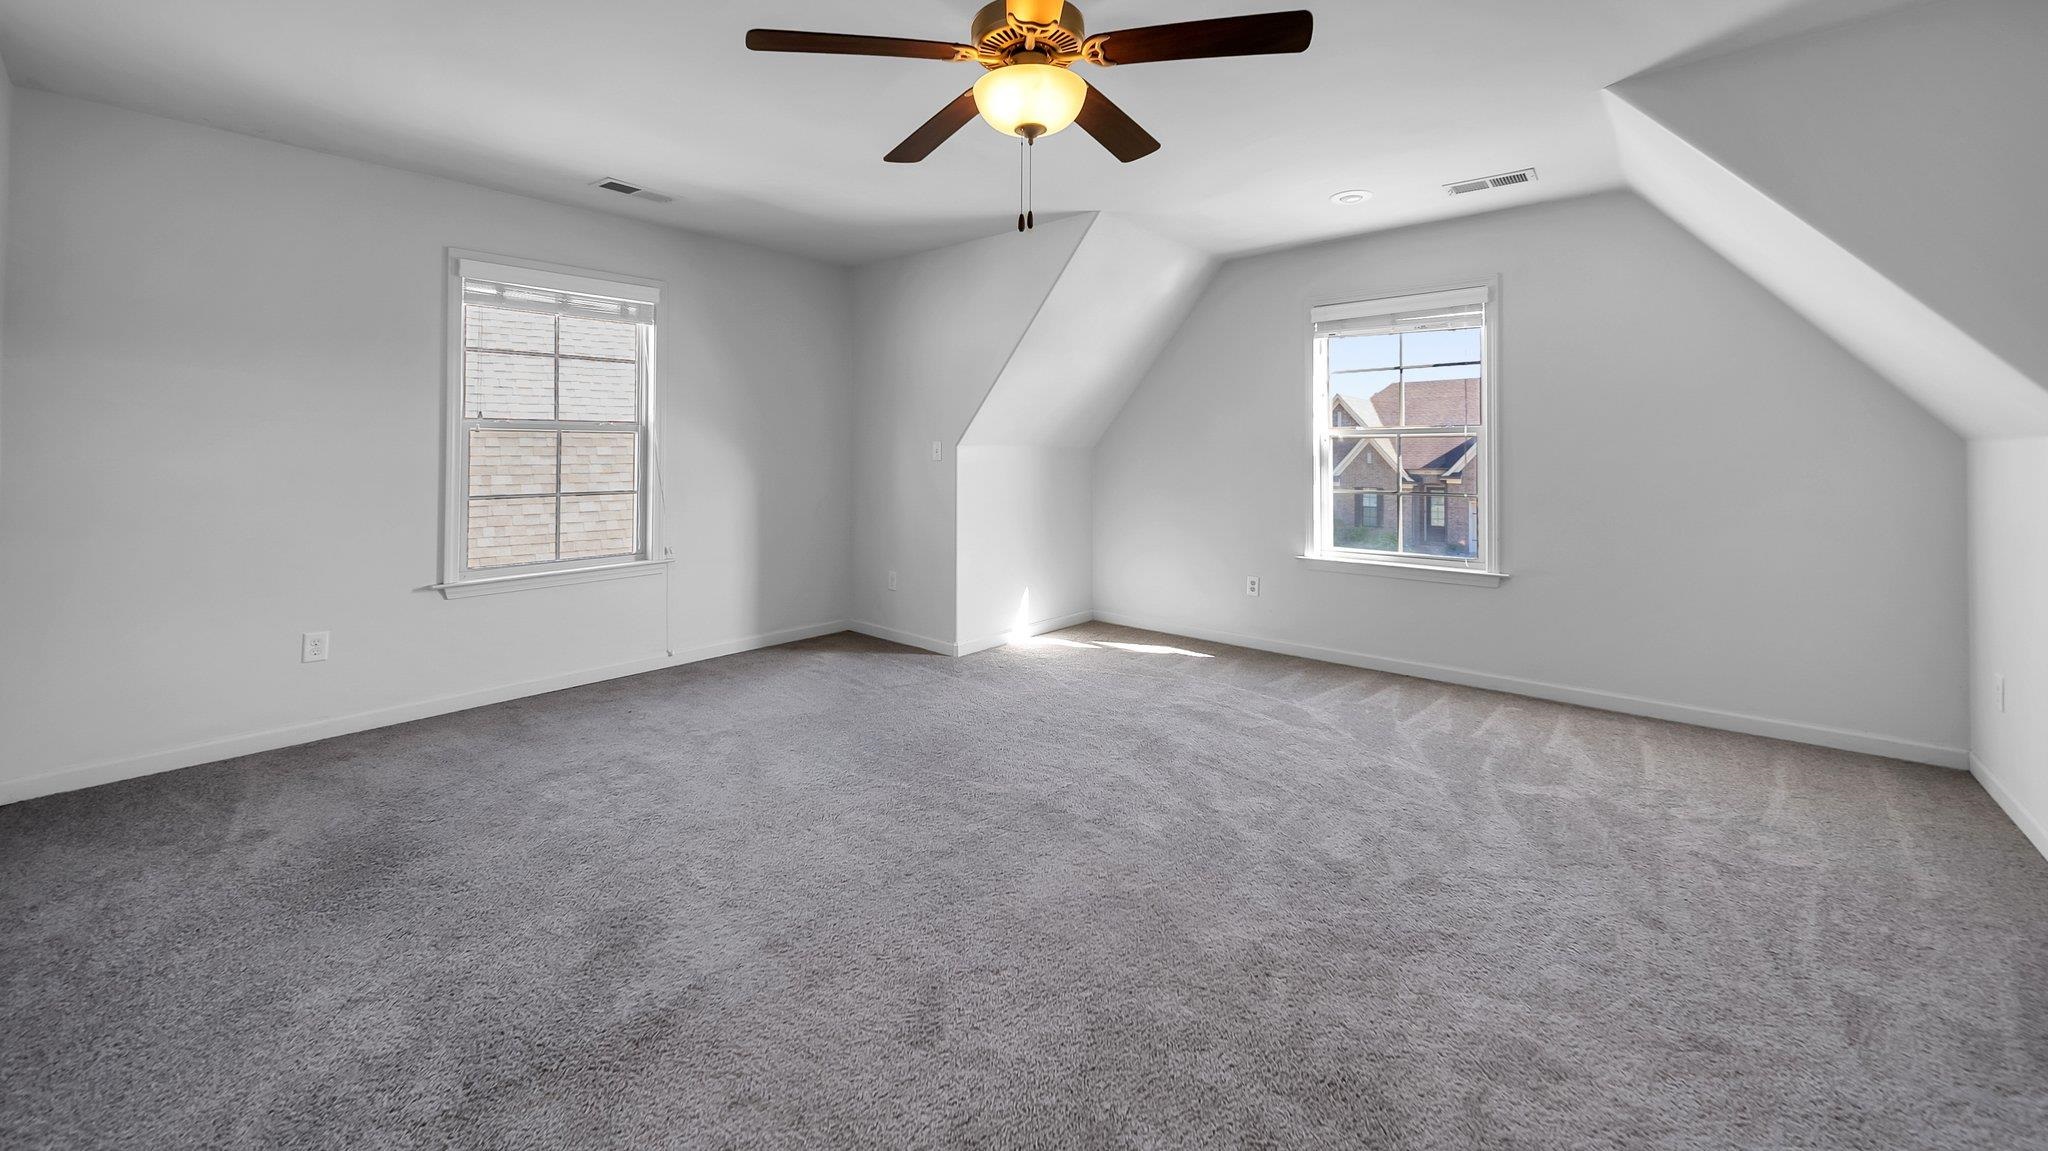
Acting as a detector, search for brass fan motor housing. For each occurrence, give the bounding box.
[971,2,1087,66]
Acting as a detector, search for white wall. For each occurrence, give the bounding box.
[1606,92,2048,438]
[963,215,1212,449]
[1968,438,2048,852]
[950,214,1211,653]
[1612,0,2048,392]
[850,216,1089,652]
[1094,191,1969,765]
[1607,0,2048,848]
[0,91,854,799]
[955,445,1093,654]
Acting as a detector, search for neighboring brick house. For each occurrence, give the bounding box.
[1331,378,1479,557]
[466,429,638,568]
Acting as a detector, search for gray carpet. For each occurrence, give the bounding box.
[3,624,2045,1150]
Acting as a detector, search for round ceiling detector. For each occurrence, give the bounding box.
[1330,189,1374,205]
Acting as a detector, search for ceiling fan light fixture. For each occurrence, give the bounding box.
[972,63,1087,139]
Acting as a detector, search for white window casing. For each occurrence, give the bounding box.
[1302,279,1505,587]
[436,250,667,598]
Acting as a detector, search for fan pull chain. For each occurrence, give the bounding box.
[1014,136,1039,233]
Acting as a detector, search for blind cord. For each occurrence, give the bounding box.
[658,430,673,660]
[650,336,674,661]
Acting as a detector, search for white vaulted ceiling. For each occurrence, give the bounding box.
[0,0,1920,264]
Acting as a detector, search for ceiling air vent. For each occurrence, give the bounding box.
[1445,168,1538,197]
[591,178,676,204]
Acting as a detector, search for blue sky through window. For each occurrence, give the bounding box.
[1328,327,1483,415]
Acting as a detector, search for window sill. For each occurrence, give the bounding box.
[433,557,669,599]
[1296,554,1507,588]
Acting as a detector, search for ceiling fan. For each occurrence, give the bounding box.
[746,2,1314,164]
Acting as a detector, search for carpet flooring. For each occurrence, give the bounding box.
[3,624,2045,1149]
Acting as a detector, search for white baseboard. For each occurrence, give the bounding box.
[7,608,1976,807]
[1093,610,1970,770]
[851,610,1098,658]
[955,609,1098,657]
[1971,754,2048,862]
[0,620,849,807]
[847,620,956,656]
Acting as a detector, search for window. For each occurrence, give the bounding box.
[1310,285,1496,575]
[441,255,661,593]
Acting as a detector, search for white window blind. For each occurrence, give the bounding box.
[460,279,656,327]
[1312,287,1488,338]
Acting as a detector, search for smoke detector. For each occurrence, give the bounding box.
[1445,168,1537,196]
[591,178,675,204]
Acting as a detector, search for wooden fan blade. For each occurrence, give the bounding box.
[1085,11,1313,66]
[1007,0,1066,23]
[885,90,981,163]
[745,29,972,62]
[1074,85,1161,163]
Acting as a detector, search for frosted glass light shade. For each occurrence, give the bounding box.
[972,64,1087,138]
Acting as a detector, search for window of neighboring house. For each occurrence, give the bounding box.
[441,255,662,592]
[1311,284,1495,572]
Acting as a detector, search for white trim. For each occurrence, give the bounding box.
[1971,753,2048,863]
[847,620,957,656]
[432,557,670,599]
[1297,555,1506,587]
[955,609,1098,657]
[850,611,1097,658]
[0,621,851,807]
[1091,610,1968,770]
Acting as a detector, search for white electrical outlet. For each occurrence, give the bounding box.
[1996,674,2006,713]
[301,631,330,663]
[930,440,944,462]
[1245,576,1260,597]
[887,570,898,592]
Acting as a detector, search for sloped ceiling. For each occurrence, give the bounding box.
[963,215,1211,448]
[1607,94,2048,439]
[1606,0,2048,438]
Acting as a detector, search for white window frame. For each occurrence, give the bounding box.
[436,250,667,599]
[1299,279,1506,588]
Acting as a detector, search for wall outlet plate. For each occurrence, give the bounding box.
[302,631,330,663]
[887,570,898,592]
[930,441,944,462]
[1245,576,1260,597]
